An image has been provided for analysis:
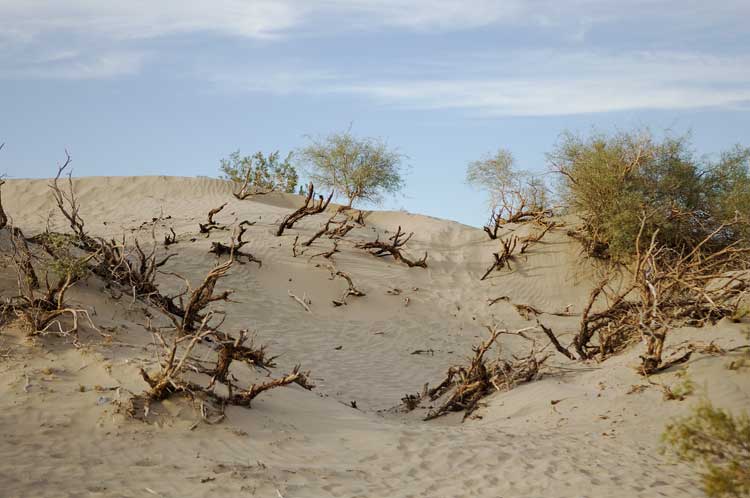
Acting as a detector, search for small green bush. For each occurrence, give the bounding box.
[220,150,298,194]
[299,131,405,208]
[663,400,750,497]
[549,130,750,261]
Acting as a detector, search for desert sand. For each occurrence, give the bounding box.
[0,176,748,498]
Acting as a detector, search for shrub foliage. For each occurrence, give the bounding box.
[299,131,405,207]
[663,401,750,497]
[549,131,750,260]
[220,150,298,194]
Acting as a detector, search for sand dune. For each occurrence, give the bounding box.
[0,176,748,498]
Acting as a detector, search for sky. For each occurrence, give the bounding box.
[1,1,749,227]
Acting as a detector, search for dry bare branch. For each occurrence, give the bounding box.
[416,325,548,421]
[480,236,518,280]
[356,225,428,268]
[327,264,365,306]
[199,203,228,234]
[276,183,333,236]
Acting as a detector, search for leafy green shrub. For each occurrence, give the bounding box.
[663,401,750,497]
[299,131,405,208]
[220,150,298,194]
[549,130,750,260]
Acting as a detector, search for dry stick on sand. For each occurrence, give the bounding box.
[303,214,353,247]
[308,240,339,261]
[520,220,556,253]
[288,290,312,312]
[163,227,177,246]
[226,365,315,407]
[356,226,428,268]
[276,183,333,236]
[327,264,365,306]
[209,220,261,266]
[199,203,228,234]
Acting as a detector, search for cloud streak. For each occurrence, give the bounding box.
[211,51,750,116]
[2,1,748,40]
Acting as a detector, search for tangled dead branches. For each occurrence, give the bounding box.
[132,311,314,421]
[93,235,176,297]
[540,216,750,374]
[356,226,428,268]
[163,256,235,334]
[276,183,333,236]
[209,221,261,266]
[403,326,548,421]
[483,187,551,240]
[8,227,98,344]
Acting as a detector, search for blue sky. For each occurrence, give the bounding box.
[1,1,749,227]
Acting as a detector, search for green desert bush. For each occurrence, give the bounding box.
[549,130,750,260]
[220,150,298,194]
[663,400,750,497]
[299,131,405,208]
[466,148,549,224]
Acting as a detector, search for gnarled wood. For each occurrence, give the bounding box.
[276,183,333,236]
[356,226,428,268]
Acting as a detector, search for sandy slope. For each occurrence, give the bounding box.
[0,176,748,498]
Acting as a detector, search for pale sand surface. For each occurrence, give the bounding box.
[0,176,748,497]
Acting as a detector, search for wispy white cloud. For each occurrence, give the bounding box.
[213,51,750,116]
[0,1,303,41]
[2,0,749,116]
[2,0,748,41]
[2,50,147,80]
